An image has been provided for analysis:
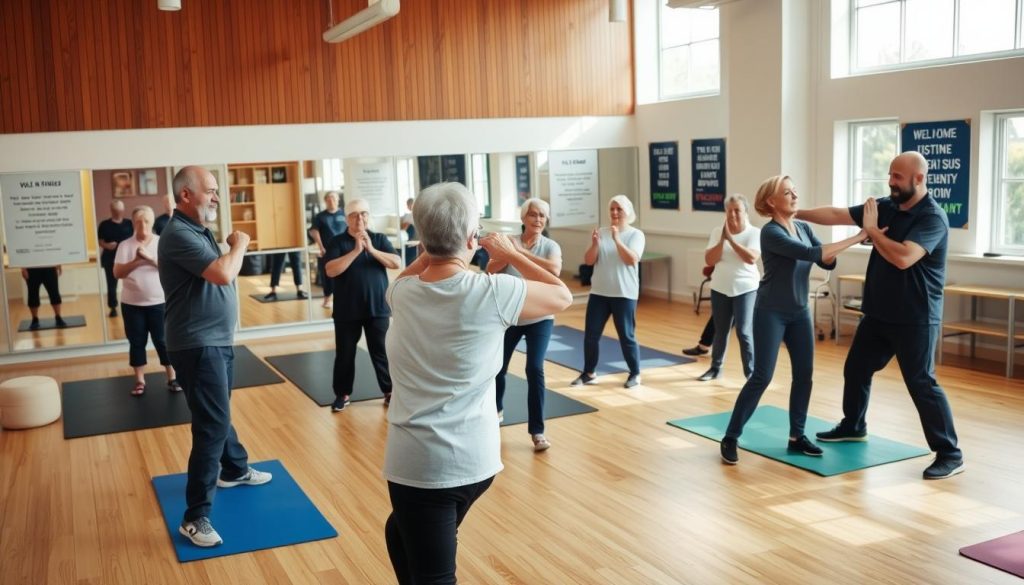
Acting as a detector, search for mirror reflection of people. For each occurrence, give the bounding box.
[98,199,134,317]
[21,266,66,330]
[309,191,346,309]
[382,183,572,584]
[486,198,562,451]
[263,252,307,300]
[399,197,418,266]
[113,205,178,396]
[154,193,175,235]
[324,198,401,412]
[160,165,272,548]
[571,195,646,389]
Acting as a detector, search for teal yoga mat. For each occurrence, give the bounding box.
[667,405,930,476]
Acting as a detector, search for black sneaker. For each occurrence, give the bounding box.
[570,373,597,386]
[263,291,278,300]
[108,308,118,318]
[720,437,738,464]
[331,395,351,412]
[297,290,309,300]
[29,318,40,330]
[923,457,965,480]
[682,345,709,356]
[787,435,823,456]
[697,367,721,382]
[815,424,868,442]
[55,317,67,328]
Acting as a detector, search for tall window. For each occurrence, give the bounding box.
[470,154,491,219]
[992,113,1024,255]
[659,6,720,99]
[852,0,1024,73]
[849,120,900,205]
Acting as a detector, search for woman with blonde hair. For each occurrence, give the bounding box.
[720,176,866,464]
[488,197,562,451]
[571,194,646,389]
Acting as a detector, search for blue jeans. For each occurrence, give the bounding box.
[169,346,249,522]
[725,307,815,440]
[121,303,169,368]
[496,319,553,435]
[583,294,640,376]
[839,317,961,459]
[710,290,755,377]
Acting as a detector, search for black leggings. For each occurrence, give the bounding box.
[385,476,494,585]
[26,268,61,307]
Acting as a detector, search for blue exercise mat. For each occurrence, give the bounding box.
[151,459,337,562]
[518,324,693,375]
[667,405,930,476]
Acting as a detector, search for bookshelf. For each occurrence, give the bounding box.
[227,163,302,251]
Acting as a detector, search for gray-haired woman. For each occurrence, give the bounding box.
[698,193,761,382]
[382,183,573,584]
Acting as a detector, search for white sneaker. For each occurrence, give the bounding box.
[179,516,223,547]
[532,434,551,452]
[216,467,272,488]
[497,410,504,423]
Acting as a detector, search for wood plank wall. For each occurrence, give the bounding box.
[0,0,634,134]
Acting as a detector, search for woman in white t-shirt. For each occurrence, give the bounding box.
[113,206,178,396]
[571,195,646,389]
[698,193,762,382]
[486,198,562,452]
[383,182,572,584]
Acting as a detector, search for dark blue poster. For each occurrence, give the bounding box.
[692,138,726,212]
[417,155,467,189]
[649,141,679,210]
[516,155,531,207]
[900,119,970,228]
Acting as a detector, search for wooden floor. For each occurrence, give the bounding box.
[1,298,1023,584]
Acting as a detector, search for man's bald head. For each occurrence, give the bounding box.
[110,199,125,219]
[889,151,929,205]
[172,166,206,203]
[894,151,929,176]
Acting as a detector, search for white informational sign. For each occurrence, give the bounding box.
[343,157,397,216]
[548,149,599,227]
[0,171,88,267]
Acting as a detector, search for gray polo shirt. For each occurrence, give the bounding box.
[158,213,237,351]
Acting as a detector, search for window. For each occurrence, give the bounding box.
[470,154,491,218]
[992,113,1024,255]
[848,120,900,206]
[659,6,720,99]
[851,0,1024,73]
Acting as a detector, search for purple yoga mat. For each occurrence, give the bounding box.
[960,531,1024,578]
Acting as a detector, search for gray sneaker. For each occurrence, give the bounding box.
[179,516,223,547]
[217,467,273,488]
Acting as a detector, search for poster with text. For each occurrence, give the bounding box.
[900,119,970,228]
[417,155,467,189]
[692,138,726,212]
[343,157,397,215]
[516,155,531,207]
[0,171,88,267]
[649,141,679,210]
[548,149,599,227]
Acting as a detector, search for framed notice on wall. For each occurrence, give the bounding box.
[900,119,971,229]
[0,170,88,266]
[548,149,599,228]
[691,138,726,212]
[649,141,679,210]
[343,157,398,215]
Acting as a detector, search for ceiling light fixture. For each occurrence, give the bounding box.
[323,0,400,44]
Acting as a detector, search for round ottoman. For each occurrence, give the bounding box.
[0,376,61,429]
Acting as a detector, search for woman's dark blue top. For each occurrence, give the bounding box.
[755,219,835,312]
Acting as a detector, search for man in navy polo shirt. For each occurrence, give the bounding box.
[797,151,963,480]
[159,166,273,547]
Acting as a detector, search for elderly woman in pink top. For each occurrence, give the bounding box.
[113,205,179,395]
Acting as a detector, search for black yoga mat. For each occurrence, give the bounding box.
[266,349,387,406]
[61,345,283,439]
[17,315,87,332]
[519,324,694,375]
[248,290,323,303]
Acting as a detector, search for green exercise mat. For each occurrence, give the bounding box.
[667,405,930,476]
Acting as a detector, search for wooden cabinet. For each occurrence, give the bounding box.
[227,163,303,250]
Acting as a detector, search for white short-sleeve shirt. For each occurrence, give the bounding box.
[589,227,646,300]
[497,234,561,326]
[706,224,761,297]
[384,270,527,489]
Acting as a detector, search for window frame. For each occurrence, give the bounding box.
[991,111,1024,256]
[657,5,721,101]
[849,0,1024,75]
[847,119,900,207]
